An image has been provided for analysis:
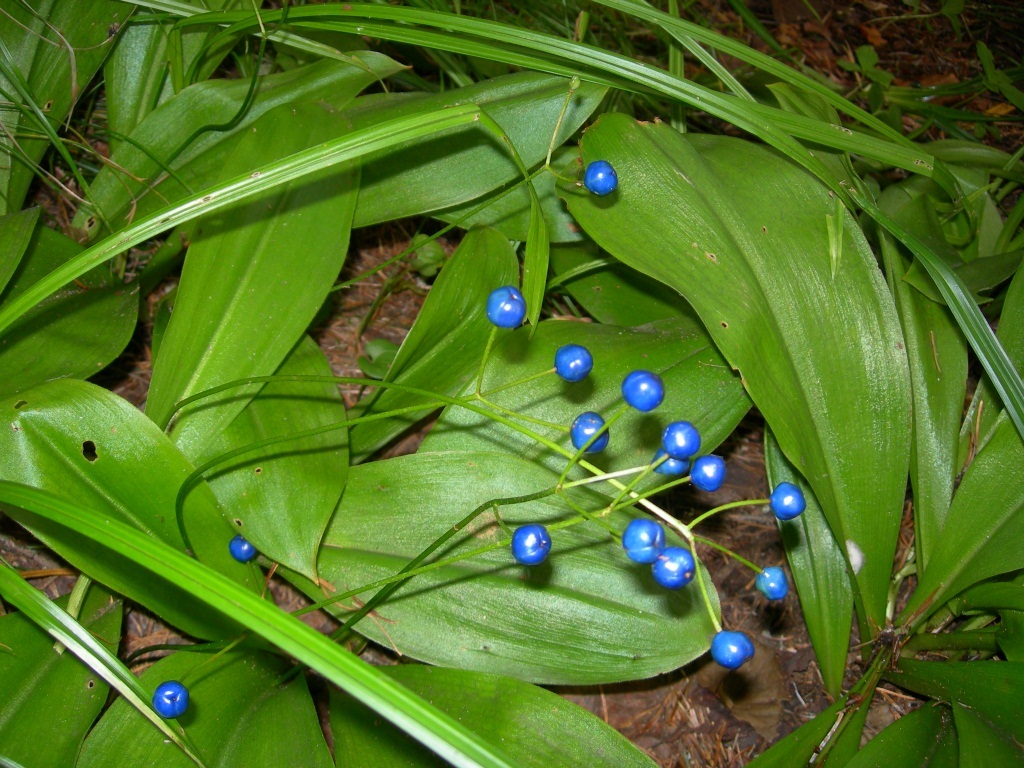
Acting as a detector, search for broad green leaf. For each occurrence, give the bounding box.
[74,52,402,240]
[886,659,1024,748]
[0,0,132,214]
[200,336,347,580]
[425,317,751,479]
[548,242,696,327]
[78,649,332,768]
[0,482,519,768]
[342,73,606,228]
[522,192,550,333]
[765,429,852,700]
[746,699,846,768]
[822,698,869,767]
[146,101,358,452]
[331,665,658,767]
[953,703,1024,768]
[845,704,957,768]
[348,227,518,462]
[0,586,121,767]
[0,207,39,296]
[877,183,968,572]
[900,413,1024,627]
[561,115,912,632]
[0,379,260,639]
[0,223,137,400]
[311,450,719,684]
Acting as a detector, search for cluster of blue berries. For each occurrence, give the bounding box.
[487,278,808,670]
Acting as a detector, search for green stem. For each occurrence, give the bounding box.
[688,498,768,531]
[475,327,499,395]
[54,575,91,656]
[479,367,556,398]
[693,535,762,573]
[901,628,1000,654]
[688,539,721,634]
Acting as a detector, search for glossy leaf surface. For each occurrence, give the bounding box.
[425,317,751,479]
[314,450,719,684]
[953,703,1024,768]
[0,223,137,400]
[746,699,846,768]
[845,704,957,768]
[331,665,657,767]
[78,650,332,768]
[200,336,347,580]
[0,207,39,296]
[0,587,121,767]
[562,114,912,632]
[0,379,260,638]
[765,429,852,699]
[146,101,358,452]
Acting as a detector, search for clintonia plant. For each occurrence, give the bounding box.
[0,1,1023,767]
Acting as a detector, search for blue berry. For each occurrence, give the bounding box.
[690,455,726,492]
[651,547,695,589]
[770,482,806,520]
[662,421,701,461]
[153,680,189,718]
[511,524,551,566]
[756,566,789,600]
[621,370,665,412]
[652,449,689,476]
[486,285,526,328]
[583,160,617,196]
[622,519,665,564]
[554,344,593,382]
[570,411,609,453]
[710,631,755,670]
[228,534,257,563]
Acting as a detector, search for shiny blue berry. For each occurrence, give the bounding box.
[621,370,664,412]
[651,546,695,589]
[756,566,789,600]
[652,449,689,476]
[622,519,665,564]
[570,411,609,453]
[710,631,755,670]
[770,482,806,520]
[228,534,257,563]
[583,160,617,196]
[153,680,189,718]
[554,344,593,382]
[690,455,726,492]
[662,421,701,461]
[486,285,526,328]
[511,524,551,566]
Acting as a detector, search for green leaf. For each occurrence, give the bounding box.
[522,193,550,333]
[900,413,1024,627]
[199,336,348,580]
[877,184,968,573]
[331,665,658,767]
[426,317,750,478]
[764,429,852,700]
[845,704,958,768]
[548,243,697,327]
[0,222,138,400]
[0,208,39,297]
[358,338,401,379]
[953,703,1024,768]
[0,482,519,768]
[561,115,911,633]
[146,101,358,450]
[0,379,260,639]
[74,52,402,240]
[0,0,132,215]
[887,659,1024,747]
[0,584,121,767]
[746,699,846,768]
[78,649,332,768]
[309,450,719,684]
[348,227,518,462]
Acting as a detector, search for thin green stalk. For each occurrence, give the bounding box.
[693,534,761,573]
[688,498,768,531]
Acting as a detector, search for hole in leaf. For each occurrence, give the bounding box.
[234,518,243,527]
[82,441,98,462]
[254,467,263,475]
[13,400,27,410]
[720,321,729,329]
[86,679,95,689]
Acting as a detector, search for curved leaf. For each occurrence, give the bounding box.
[0,379,260,639]
[765,429,852,700]
[331,665,658,767]
[845,704,957,768]
[0,585,121,767]
[0,207,39,296]
[561,115,911,632]
[78,649,332,768]
[311,450,719,685]
[746,698,846,768]
[146,101,358,450]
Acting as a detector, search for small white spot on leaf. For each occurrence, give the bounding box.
[846,540,864,574]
